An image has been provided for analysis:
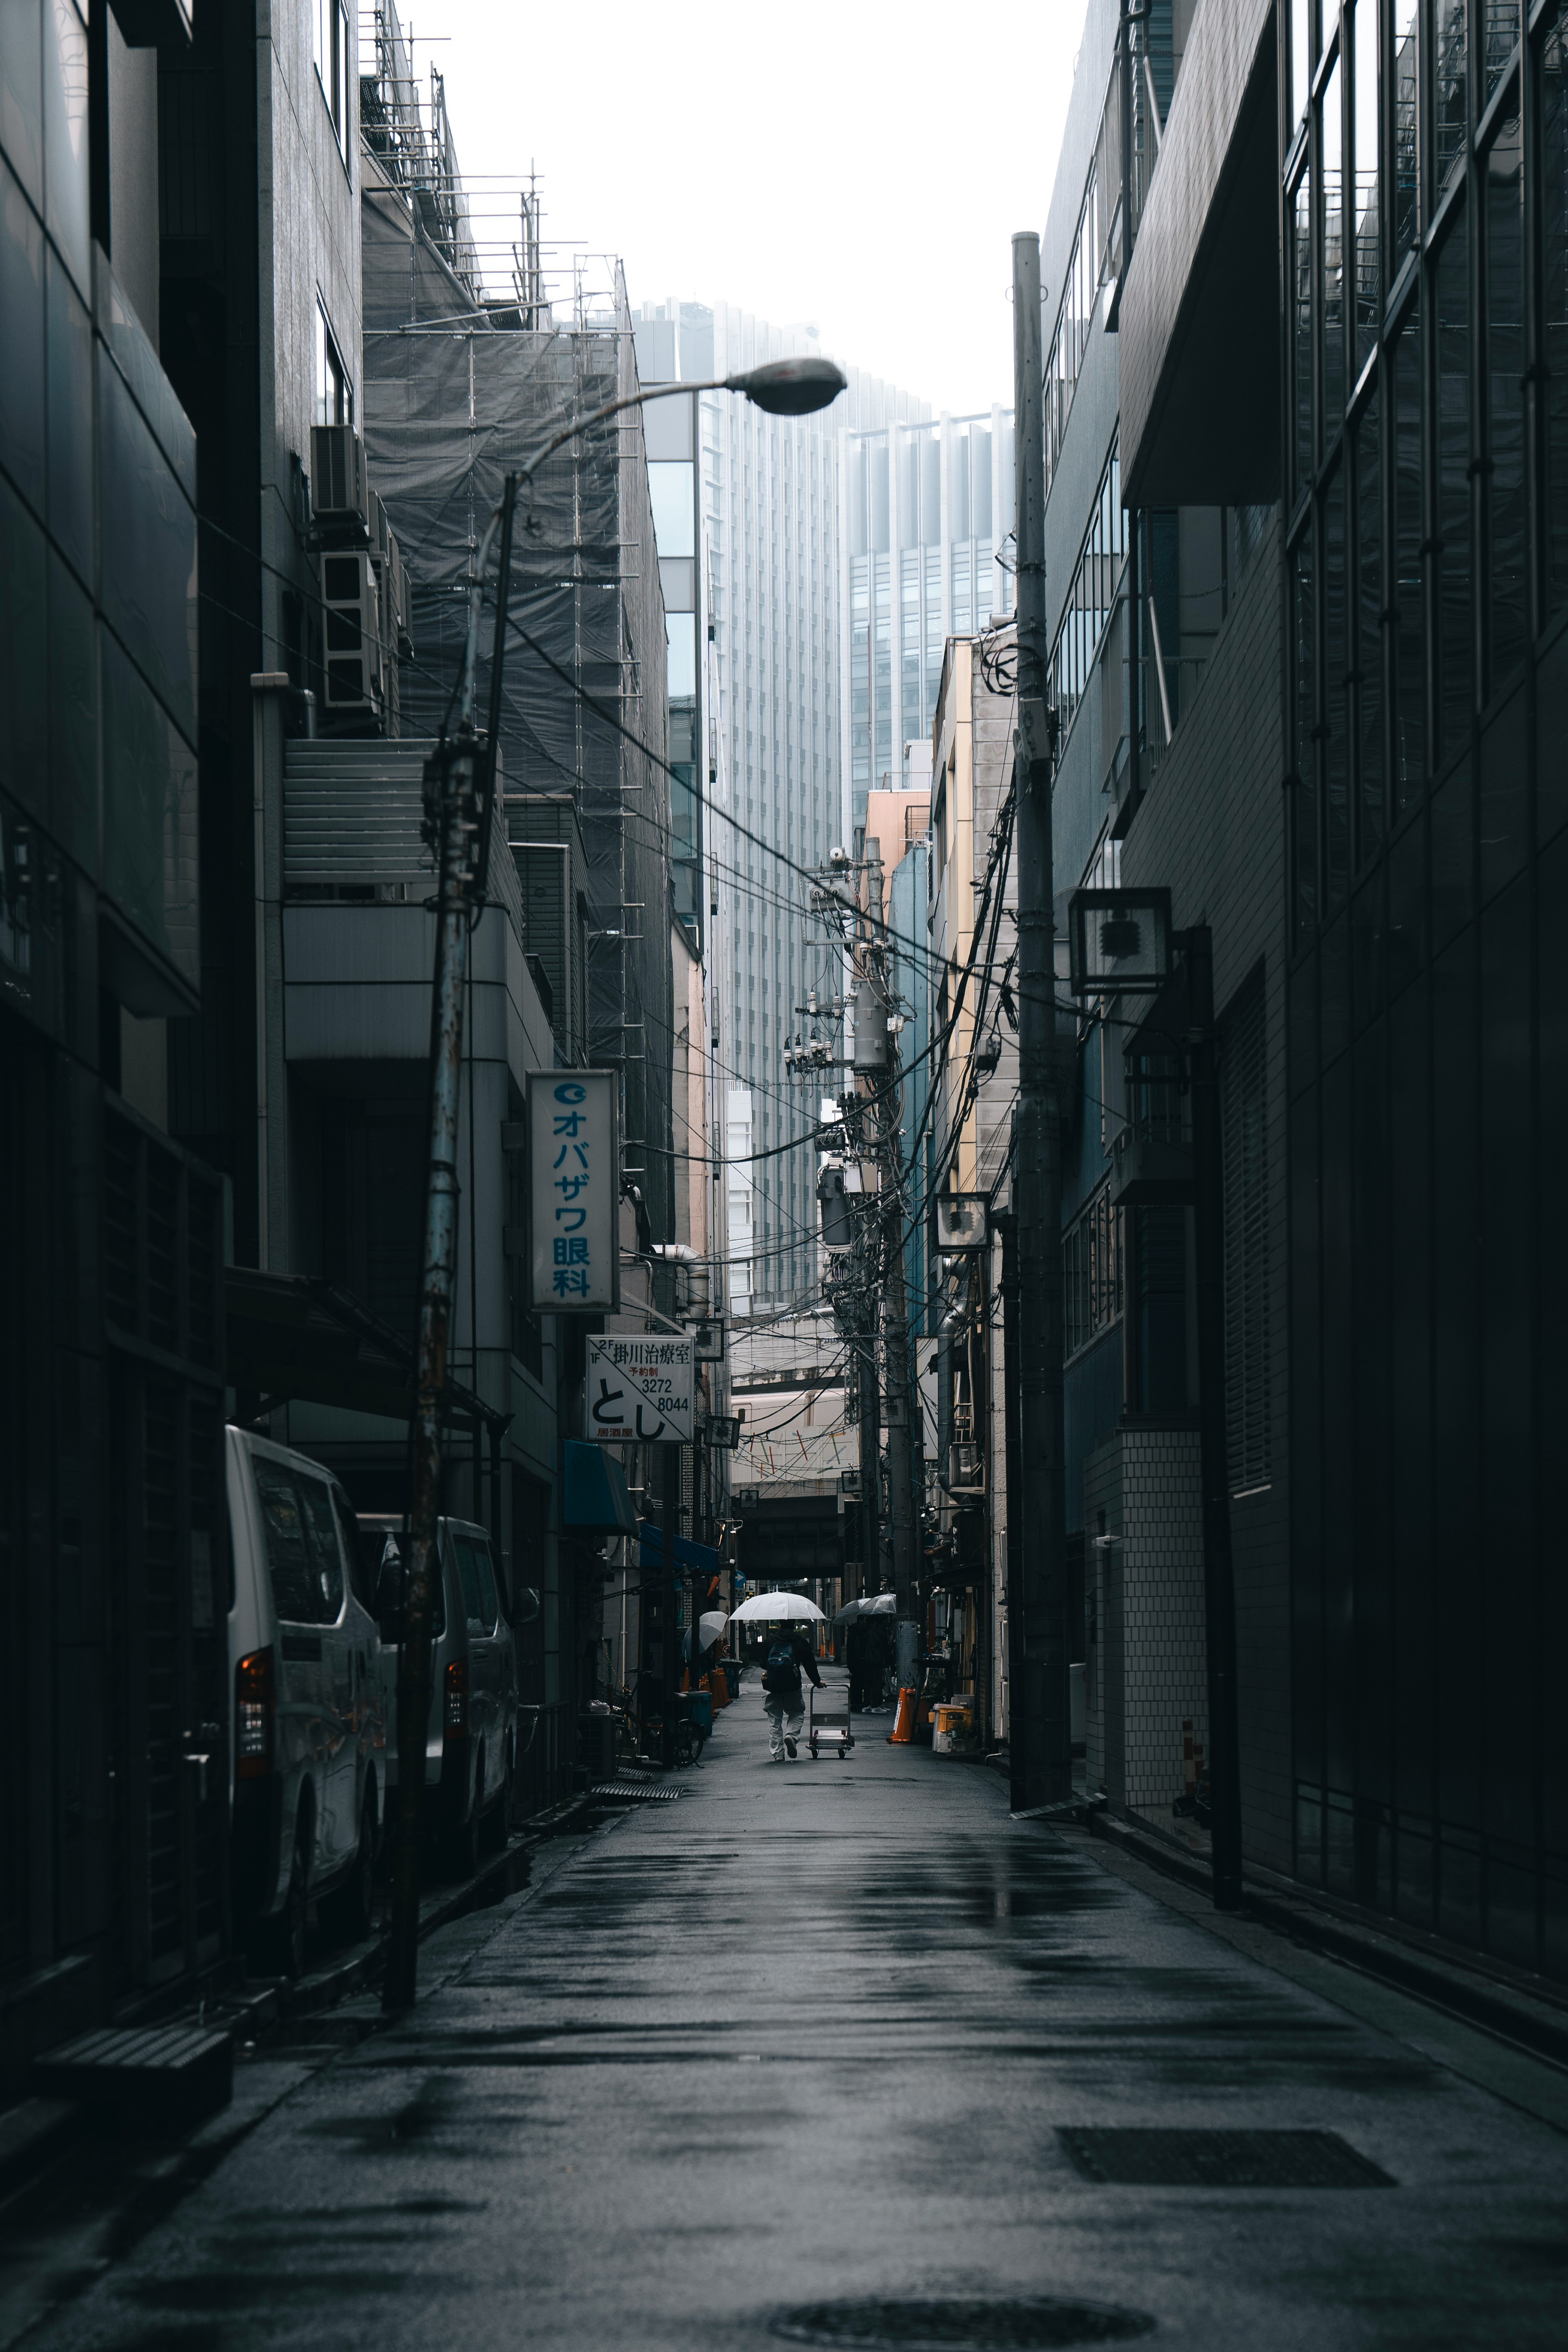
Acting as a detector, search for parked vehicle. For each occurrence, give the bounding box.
[226,1428,386,1976]
[357,1514,519,1872]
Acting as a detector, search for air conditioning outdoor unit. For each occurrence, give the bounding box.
[310,424,369,531]
[319,550,382,714]
[947,1442,982,1491]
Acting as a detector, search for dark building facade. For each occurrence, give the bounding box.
[1280,0,1566,1977]
[0,0,225,2080]
[1102,0,1568,1984]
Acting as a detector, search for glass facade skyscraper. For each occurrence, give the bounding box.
[838,412,1016,839]
[633,299,923,1310]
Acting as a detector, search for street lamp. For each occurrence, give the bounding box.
[383,353,847,2013]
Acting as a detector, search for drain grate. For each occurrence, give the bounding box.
[1058,2127,1393,2189]
[590,1782,682,1801]
[770,2298,1156,2348]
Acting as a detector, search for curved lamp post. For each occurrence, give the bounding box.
[383,354,846,2012]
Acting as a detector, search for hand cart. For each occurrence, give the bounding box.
[807,1685,854,1761]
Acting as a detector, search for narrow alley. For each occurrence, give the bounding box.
[8,1677,1566,2352]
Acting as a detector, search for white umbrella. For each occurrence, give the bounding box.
[832,1592,896,1625]
[682,1610,732,1662]
[728,1590,826,1623]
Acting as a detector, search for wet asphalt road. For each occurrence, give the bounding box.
[11,1668,1568,2350]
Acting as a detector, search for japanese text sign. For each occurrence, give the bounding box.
[586,1335,695,1445]
[528,1070,619,1313]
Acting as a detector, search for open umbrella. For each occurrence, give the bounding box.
[831,1592,896,1625]
[728,1590,826,1623]
[681,1611,732,1663]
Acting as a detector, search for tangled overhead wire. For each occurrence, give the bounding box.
[977,621,1019,700]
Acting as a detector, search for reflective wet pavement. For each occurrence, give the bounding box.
[9,1669,1568,2349]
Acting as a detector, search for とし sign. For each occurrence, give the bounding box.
[586,1334,695,1445]
[528,1070,620,1313]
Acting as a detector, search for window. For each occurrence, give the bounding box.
[1543,6,1568,615]
[315,301,350,429]
[1045,158,1107,492]
[453,1534,497,1635]
[1222,973,1270,1494]
[252,1458,344,1625]
[1048,441,1126,743]
[1486,106,1526,689]
[1435,222,1471,757]
[1321,53,1345,426]
[314,0,349,155]
[1063,1181,1123,1362]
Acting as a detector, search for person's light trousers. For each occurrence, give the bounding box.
[764,1692,805,1758]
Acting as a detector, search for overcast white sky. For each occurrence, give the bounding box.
[390,0,1087,417]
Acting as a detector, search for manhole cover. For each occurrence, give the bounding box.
[769,2297,1156,2348]
[1058,2127,1393,2189]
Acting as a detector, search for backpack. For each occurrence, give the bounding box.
[762,1637,801,1695]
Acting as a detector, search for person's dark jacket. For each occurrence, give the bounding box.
[763,1630,822,1700]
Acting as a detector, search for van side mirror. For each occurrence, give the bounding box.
[514,1584,542,1627]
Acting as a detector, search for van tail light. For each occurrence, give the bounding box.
[236,1646,276,1780]
[443,1657,469,1740]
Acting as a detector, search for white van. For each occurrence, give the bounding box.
[226,1427,386,1976]
[357,1514,519,1873]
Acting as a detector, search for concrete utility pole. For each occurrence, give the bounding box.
[857,1318,880,1604]
[385,477,518,2013]
[662,1436,681,1768]
[1010,232,1072,1810]
[862,838,919,1693]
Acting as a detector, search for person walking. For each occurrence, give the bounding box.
[760,1622,822,1761]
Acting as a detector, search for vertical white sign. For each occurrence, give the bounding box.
[528,1070,620,1312]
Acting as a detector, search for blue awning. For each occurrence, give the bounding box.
[637,1520,722,1578]
[562,1441,639,1535]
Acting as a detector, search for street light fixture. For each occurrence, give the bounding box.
[383,352,848,2015]
[1065,887,1173,998]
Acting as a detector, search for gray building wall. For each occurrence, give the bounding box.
[1115,511,1291,1873]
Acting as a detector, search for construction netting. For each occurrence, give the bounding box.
[361,174,674,1241]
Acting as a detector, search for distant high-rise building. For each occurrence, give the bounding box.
[837,413,1016,843]
[632,300,923,1311]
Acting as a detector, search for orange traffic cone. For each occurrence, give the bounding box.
[889,1686,918,1743]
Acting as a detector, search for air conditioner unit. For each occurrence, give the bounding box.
[947,1442,982,1491]
[310,424,369,531]
[319,550,382,714]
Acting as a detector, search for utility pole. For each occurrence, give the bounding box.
[857,1319,880,1603]
[662,1436,680,1767]
[862,834,918,1692]
[1011,231,1072,1811]
[385,478,517,2013]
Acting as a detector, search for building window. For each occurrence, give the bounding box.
[315,302,350,429]
[1221,972,1269,1494]
[1285,0,1539,945]
[314,0,349,155]
[1063,1179,1123,1363]
[1048,439,1126,747]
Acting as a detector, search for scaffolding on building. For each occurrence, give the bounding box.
[358,127,675,1242]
